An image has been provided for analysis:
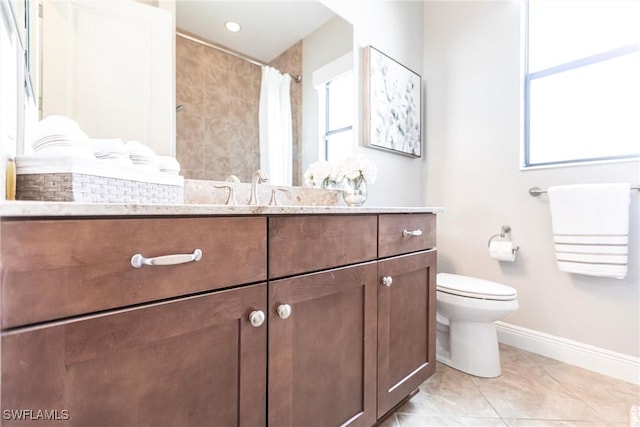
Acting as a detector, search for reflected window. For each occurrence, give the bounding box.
[524,0,640,167]
[320,70,353,163]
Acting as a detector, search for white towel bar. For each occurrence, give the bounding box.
[529,185,640,197]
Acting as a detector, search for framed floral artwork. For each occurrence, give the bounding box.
[363,46,422,157]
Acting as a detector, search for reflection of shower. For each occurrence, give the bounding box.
[176,105,185,113]
[175,31,299,183]
[259,66,293,186]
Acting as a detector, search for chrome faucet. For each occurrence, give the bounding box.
[249,169,269,205]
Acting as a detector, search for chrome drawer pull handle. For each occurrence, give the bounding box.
[131,249,203,268]
[402,229,423,237]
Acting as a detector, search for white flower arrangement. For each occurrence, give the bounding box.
[304,157,377,189]
[303,160,335,188]
[334,156,377,187]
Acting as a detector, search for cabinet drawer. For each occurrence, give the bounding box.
[378,214,436,258]
[269,215,377,278]
[1,216,266,328]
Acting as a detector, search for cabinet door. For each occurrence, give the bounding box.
[1,284,267,427]
[377,250,437,418]
[269,262,377,427]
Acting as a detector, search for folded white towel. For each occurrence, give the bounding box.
[548,183,631,279]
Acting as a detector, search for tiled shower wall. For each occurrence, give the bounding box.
[175,35,260,181]
[176,35,302,184]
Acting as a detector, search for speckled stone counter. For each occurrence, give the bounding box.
[0,200,442,217]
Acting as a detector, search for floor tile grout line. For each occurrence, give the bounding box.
[508,417,625,427]
[396,414,518,425]
[470,375,508,423]
[481,356,613,425]
[394,347,637,426]
[541,364,614,424]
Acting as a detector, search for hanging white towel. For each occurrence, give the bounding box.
[547,183,631,279]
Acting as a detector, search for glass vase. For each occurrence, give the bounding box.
[342,178,368,206]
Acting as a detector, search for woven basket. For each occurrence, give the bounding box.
[17,172,183,204]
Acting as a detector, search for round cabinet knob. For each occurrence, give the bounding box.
[249,310,265,327]
[381,276,393,287]
[276,304,292,320]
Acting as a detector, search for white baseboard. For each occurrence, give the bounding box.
[495,321,640,385]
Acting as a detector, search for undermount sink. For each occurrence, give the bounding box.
[183,179,341,207]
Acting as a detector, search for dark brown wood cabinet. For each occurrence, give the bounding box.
[375,213,438,419]
[268,214,377,278]
[1,217,267,328]
[1,211,437,427]
[1,216,268,427]
[2,283,267,427]
[267,215,379,426]
[268,262,378,427]
[376,250,437,418]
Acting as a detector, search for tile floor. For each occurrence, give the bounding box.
[381,344,640,427]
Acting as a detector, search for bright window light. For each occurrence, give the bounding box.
[322,71,354,163]
[524,0,640,167]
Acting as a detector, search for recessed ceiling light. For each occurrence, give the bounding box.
[225,21,241,33]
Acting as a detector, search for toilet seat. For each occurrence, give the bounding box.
[437,273,517,301]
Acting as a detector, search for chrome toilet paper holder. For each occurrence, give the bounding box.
[488,225,520,251]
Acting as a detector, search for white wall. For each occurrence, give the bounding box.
[423,1,640,357]
[301,15,353,174]
[322,0,426,207]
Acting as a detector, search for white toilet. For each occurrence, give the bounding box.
[436,273,519,378]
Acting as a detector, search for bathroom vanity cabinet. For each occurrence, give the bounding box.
[376,214,437,417]
[1,284,267,426]
[0,210,437,427]
[268,215,379,427]
[377,250,436,417]
[1,216,268,426]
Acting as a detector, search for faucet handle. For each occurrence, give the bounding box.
[214,184,237,206]
[225,175,241,183]
[255,169,269,182]
[269,188,292,206]
[249,169,270,205]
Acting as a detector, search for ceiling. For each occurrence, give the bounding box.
[175,1,336,63]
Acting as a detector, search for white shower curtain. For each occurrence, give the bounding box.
[259,66,293,186]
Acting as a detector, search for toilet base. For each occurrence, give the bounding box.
[437,320,502,378]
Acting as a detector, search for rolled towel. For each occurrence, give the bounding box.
[29,115,88,150]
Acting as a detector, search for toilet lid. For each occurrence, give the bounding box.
[436,273,517,301]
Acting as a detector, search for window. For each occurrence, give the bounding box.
[524,0,640,168]
[322,71,353,163]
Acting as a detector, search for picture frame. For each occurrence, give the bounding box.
[362,46,422,157]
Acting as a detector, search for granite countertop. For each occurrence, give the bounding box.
[0,201,443,217]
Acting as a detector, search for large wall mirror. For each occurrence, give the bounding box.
[2,0,36,160]
[27,0,354,187]
[175,1,354,185]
